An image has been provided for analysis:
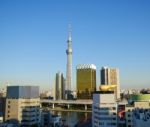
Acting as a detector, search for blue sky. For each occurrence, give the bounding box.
[0,0,150,90]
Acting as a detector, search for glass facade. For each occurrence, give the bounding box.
[77,68,96,99]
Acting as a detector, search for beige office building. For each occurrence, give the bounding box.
[5,86,40,127]
[100,67,120,99]
[77,64,96,99]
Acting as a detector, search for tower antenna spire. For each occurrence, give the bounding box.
[68,23,72,41]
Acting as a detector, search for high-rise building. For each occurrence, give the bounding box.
[92,91,118,127]
[77,64,96,99]
[55,72,65,100]
[100,67,120,99]
[66,25,72,92]
[5,86,40,126]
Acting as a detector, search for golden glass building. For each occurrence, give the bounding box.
[77,64,96,99]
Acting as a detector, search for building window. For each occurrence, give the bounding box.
[94,121,98,124]
[113,113,116,115]
[112,123,116,125]
[112,118,116,120]
[99,122,104,125]
[128,120,131,122]
[112,107,116,110]
[128,114,131,117]
[107,122,116,126]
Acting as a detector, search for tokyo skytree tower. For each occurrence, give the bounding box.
[66,25,72,91]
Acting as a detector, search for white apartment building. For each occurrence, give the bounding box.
[125,106,134,127]
[92,91,118,127]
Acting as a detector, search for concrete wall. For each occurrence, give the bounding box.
[93,93,115,104]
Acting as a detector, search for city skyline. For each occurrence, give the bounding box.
[0,0,150,90]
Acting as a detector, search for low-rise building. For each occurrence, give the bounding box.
[92,91,117,127]
[5,86,41,127]
[125,94,150,127]
[41,110,61,127]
